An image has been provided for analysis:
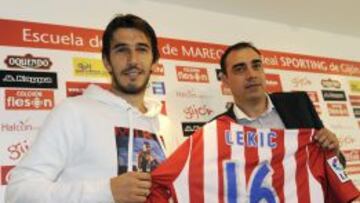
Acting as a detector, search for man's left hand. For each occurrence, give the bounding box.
[314,128,340,152]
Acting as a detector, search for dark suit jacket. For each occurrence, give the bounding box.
[269,91,323,129]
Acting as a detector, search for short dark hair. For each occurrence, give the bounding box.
[220,42,261,75]
[102,14,160,63]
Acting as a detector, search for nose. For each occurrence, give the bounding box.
[128,50,139,66]
[245,65,257,79]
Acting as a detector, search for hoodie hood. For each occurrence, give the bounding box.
[83,84,162,118]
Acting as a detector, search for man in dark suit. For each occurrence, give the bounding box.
[215,42,344,164]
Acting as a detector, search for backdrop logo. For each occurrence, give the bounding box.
[66,81,110,97]
[353,108,360,118]
[215,69,222,81]
[160,101,167,115]
[1,118,36,132]
[349,80,360,93]
[0,70,58,89]
[183,104,214,120]
[322,90,347,101]
[176,66,209,83]
[342,149,360,163]
[314,104,322,115]
[303,91,321,114]
[152,63,165,76]
[4,54,52,70]
[338,136,355,148]
[327,103,349,117]
[265,74,282,93]
[329,122,353,130]
[151,81,166,95]
[5,89,54,110]
[1,165,15,185]
[181,122,205,137]
[306,91,319,103]
[176,88,209,99]
[291,76,311,88]
[7,139,30,161]
[221,83,232,95]
[73,57,110,78]
[321,78,341,89]
[349,95,360,106]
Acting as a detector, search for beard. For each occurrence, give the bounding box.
[112,70,151,94]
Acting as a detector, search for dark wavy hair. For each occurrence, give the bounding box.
[102,14,159,63]
[220,42,261,75]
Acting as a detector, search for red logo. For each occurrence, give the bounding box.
[66,81,111,97]
[221,83,232,95]
[327,103,349,116]
[346,164,360,175]
[265,74,282,93]
[152,64,164,76]
[343,149,360,162]
[176,66,209,83]
[306,91,319,103]
[291,76,311,88]
[183,104,214,119]
[7,139,30,161]
[314,104,322,115]
[176,88,209,99]
[1,165,15,185]
[161,101,167,115]
[5,89,54,110]
[321,78,341,89]
[338,136,355,148]
[4,54,52,70]
[349,95,360,107]
[1,118,36,132]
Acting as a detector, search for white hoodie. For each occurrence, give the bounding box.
[5,85,181,203]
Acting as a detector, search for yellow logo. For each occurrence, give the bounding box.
[73,57,110,79]
[349,80,360,93]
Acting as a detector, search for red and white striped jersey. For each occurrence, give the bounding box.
[149,116,360,203]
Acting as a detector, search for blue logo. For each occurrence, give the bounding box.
[332,158,344,171]
[152,81,166,95]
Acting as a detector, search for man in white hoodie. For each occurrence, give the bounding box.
[6,14,180,203]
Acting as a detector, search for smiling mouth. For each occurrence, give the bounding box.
[123,68,143,78]
[245,83,261,89]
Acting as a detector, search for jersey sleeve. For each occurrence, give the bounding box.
[324,151,360,203]
[147,136,192,203]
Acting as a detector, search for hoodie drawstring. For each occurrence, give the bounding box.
[151,117,167,157]
[127,108,134,172]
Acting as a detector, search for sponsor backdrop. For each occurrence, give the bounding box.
[1,0,360,201]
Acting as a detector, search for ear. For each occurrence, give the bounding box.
[102,56,112,73]
[219,72,230,87]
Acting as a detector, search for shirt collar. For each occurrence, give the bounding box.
[233,94,275,121]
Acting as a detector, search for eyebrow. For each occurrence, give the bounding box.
[231,59,262,70]
[111,42,151,50]
[251,59,262,64]
[232,62,246,69]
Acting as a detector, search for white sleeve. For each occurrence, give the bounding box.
[5,100,114,203]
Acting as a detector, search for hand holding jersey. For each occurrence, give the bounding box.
[111,172,151,203]
[314,128,340,151]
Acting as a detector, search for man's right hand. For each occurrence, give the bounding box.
[110,172,151,203]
